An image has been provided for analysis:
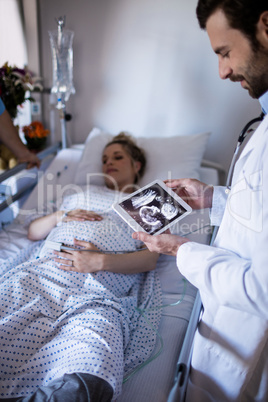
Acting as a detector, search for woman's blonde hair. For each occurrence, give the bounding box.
[104,132,146,183]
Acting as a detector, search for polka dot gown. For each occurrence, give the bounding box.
[0,186,162,399]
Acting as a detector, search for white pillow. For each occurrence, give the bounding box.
[74,127,210,186]
[74,127,113,186]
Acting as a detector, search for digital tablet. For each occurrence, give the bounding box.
[112,180,192,235]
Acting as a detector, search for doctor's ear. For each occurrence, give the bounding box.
[256,11,268,46]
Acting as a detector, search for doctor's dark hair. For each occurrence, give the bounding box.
[196,0,268,49]
[104,132,146,183]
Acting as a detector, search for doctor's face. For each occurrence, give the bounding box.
[102,143,141,192]
[206,9,268,99]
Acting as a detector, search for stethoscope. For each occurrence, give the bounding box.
[226,111,265,187]
[210,111,265,243]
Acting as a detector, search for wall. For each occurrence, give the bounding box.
[36,0,261,172]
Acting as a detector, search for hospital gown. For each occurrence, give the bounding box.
[0,185,162,399]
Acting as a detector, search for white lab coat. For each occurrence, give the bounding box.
[177,114,268,402]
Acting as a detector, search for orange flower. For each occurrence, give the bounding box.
[22,121,50,139]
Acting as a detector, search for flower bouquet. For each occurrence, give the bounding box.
[0,62,42,119]
[22,121,50,151]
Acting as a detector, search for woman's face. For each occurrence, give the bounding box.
[102,143,141,192]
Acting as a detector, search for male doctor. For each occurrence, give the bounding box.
[133,0,268,400]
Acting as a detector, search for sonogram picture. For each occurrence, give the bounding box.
[113,180,192,235]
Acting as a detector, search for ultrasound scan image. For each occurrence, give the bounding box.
[119,183,187,234]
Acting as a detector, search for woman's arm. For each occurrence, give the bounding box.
[28,210,64,241]
[28,210,103,241]
[54,239,159,274]
[103,248,159,273]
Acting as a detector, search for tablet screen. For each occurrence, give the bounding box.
[113,180,192,235]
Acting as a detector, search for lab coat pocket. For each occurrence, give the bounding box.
[205,306,267,398]
[242,169,263,191]
[227,169,263,234]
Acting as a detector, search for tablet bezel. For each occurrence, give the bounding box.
[112,179,192,235]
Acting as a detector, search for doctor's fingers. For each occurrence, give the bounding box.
[132,232,167,254]
[133,232,186,256]
[165,178,200,194]
[165,178,212,209]
[164,179,196,200]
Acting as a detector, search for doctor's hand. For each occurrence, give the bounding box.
[132,231,190,256]
[165,178,213,210]
[54,238,104,273]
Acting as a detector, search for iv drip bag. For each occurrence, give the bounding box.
[49,25,75,103]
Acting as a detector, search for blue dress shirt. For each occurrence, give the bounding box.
[0,98,5,116]
[259,90,268,115]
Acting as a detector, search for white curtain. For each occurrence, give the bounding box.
[0,0,27,67]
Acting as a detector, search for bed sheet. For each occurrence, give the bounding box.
[0,147,217,401]
[0,221,196,402]
[0,184,162,400]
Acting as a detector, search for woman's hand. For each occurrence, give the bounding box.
[164,178,214,210]
[54,238,105,273]
[54,238,159,275]
[63,209,103,222]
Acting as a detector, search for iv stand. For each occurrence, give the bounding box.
[49,16,75,149]
[56,17,67,149]
[59,99,68,149]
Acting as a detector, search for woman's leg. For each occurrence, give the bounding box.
[0,373,113,402]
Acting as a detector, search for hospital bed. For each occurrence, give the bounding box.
[0,128,224,401]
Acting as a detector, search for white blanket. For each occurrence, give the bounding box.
[0,185,162,399]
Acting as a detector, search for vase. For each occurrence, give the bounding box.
[25,136,47,152]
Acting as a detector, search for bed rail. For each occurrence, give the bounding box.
[201,159,226,185]
[167,225,218,402]
[0,142,61,213]
[0,143,61,183]
[167,292,203,402]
